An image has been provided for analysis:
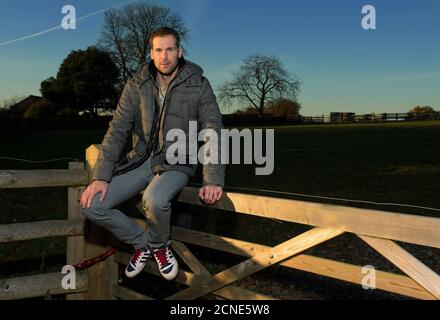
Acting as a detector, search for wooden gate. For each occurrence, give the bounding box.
[1,144,439,300]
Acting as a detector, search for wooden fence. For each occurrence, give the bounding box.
[0,162,89,299]
[1,112,439,134]
[1,144,439,300]
[300,112,440,124]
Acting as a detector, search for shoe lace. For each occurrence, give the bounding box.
[131,249,142,264]
[154,247,170,268]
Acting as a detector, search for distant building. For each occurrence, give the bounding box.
[330,112,355,123]
[9,95,42,116]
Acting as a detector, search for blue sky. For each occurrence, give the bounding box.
[0,0,439,115]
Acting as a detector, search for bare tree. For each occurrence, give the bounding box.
[98,10,132,84]
[0,95,26,109]
[98,2,189,85]
[218,54,302,115]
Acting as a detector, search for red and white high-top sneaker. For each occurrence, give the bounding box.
[152,246,178,281]
[125,248,152,278]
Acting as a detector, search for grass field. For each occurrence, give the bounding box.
[1,120,439,299]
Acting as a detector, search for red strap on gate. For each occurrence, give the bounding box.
[72,248,118,270]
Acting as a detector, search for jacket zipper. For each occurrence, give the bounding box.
[152,64,187,155]
[113,63,188,176]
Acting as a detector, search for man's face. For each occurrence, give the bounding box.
[150,35,183,75]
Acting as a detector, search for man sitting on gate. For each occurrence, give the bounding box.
[80,27,225,281]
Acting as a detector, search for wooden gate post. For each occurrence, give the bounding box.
[84,145,118,300]
[66,161,87,300]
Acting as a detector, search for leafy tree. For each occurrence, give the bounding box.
[40,46,119,117]
[409,105,435,114]
[408,105,438,120]
[266,98,301,119]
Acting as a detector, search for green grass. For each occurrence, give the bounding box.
[1,121,439,297]
[225,120,440,216]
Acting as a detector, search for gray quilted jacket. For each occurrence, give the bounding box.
[91,57,225,187]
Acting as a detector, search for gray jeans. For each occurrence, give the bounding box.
[80,156,190,249]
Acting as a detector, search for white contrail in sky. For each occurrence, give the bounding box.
[0,0,137,46]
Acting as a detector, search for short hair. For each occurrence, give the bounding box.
[149,27,180,49]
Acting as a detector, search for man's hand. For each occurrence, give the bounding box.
[199,184,223,205]
[80,180,109,208]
